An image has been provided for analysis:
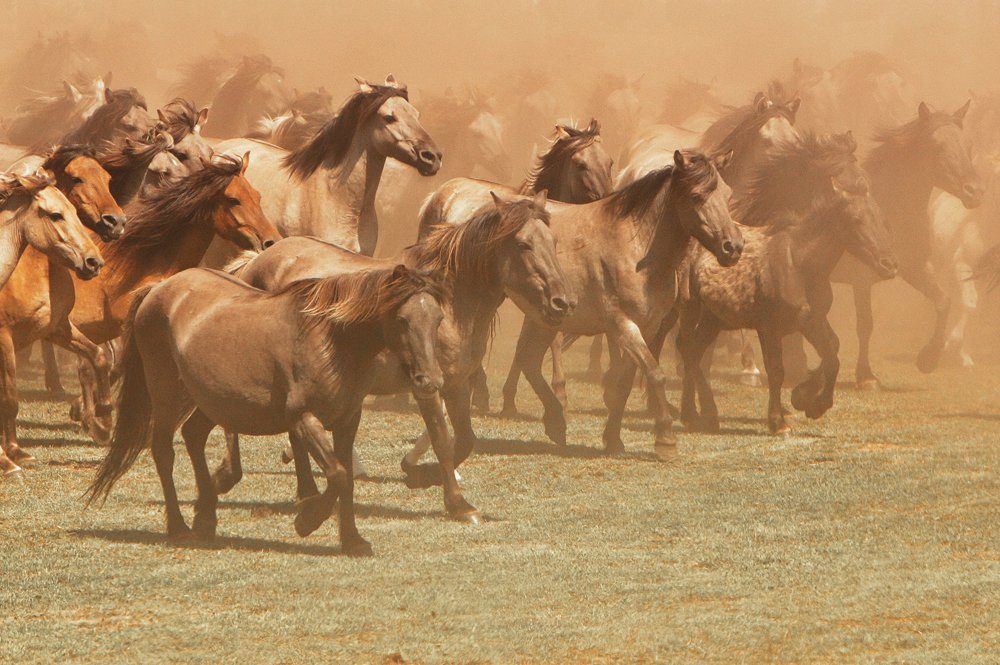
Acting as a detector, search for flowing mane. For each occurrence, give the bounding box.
[283,85,407,179]
[866,108,961,170]
[406,198,550,286]
[605,150,718,220]
[519,121,601,195]
[157,98,203,143]
[171,54,232,102]
[63,87,147,145]
[102,154,242,296]
[7,83,86,146]
[0,172,54,210]
[736,132,859,227]
[41,144,97,174]
[702,95,798,158]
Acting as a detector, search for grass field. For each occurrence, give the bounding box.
[2,310,998,663]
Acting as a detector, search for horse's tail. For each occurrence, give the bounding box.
[971,244,1000,292]
[86,285,156,505]
[416,190,446,240]
[222,249,260,278]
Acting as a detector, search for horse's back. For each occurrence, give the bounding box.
[0,144,33,171]
[241,236,390,292]
[616,124,696,188]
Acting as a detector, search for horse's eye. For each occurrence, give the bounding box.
[517,241,531,251]
[383,114,397,124]
[72,176,84,185]
[177,153,189,162]
[226,196,241,206]
[50,212,64,221]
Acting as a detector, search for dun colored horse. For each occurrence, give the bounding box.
[672,134,897,435]
[0,171,105,477]
[88,265,448,557]
[214,192,571,520]
[420,149,742,458]
[214,76,441,256]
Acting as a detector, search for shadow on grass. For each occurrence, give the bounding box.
[18,435,99,449]
[17,388,76,403]
[473,437,658,462]
[17,419,81,432]
[935,411,1000,422]
[69,528,342,556]
[147,498,443,521]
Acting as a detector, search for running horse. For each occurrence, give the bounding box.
[88,265,448,557]
[420,150,742,458]
[213,76,441,257]
[0,171,105,477]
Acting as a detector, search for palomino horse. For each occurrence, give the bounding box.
[831,102,983,385]
[61,87,154,146]
[214,192,571,520]
[5,74,108,147]
[420,150,742,458]
[88,266,447,557]
[213,76,441,257]
[202,55,292,138]
[65,154,282,430]
[672,133,897,435]
[0,172,104,477]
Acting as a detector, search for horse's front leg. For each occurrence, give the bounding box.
[794,314,841,420]
[685,315,723,433]
[444,380,478,465]
[500,321,530,418]
[756,328,790,434]
[289,412,348,542]
[48,323,112,444]
[41,340,65,396]
[550,333,568,411]
[0,330,26,479]
[330,410,372,556]
[212,430,244,495]
[611,317,676,460]
[852,284,879,388]
[900,260,950,374]
[514,320,565,445]
[415,394,480,523]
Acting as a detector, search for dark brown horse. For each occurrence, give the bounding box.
[88,265,447,556]
[831,102,983,385]
[673,133,897,434]
[214,192,571,520]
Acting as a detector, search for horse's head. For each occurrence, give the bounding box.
[48,148,126,241]
[829,159,897,279]
[105,87,156,141]
[917,101,984,209]
[145,151,187,192]
[489,190,574,326]
[361,76,442,176]
[242,55,292,119]
[13,174,104,279]
[752,92,801,151]
[210,152,282,251]
[468,108,511,181]
[157,103,213,172]
[670,150,743,267]
[557,119,613,202]
[380,265,446,399]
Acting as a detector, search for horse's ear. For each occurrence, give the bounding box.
[240,151,251,175]
[588,118,600,134]
[63,80,82,103]
[533,189,548,209]
[554,124,573,139]
[384,73,398,87]
[490,191,504,208]
[918,101,932,121]
[391,264,410,280]
[954,99,972,126]
[104,87,114,104]
[157,108,168,124]
[354,77,373,94]
[713,150,734,172]
[197,107,209,127]
[787,96,801,118]
[674,149,690,170]
[753,92,770,115]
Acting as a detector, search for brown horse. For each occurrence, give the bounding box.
[214,192,570,520]
[673,133,897,435]
[66,154,283,429]
[0,172,105,477]
[421,150,741,458]
[202,54,292,138]
[832,102,983,385]
[88,265,447,556]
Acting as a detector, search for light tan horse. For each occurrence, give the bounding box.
[213,76,441,256]
[214,192,571,521]
[88,266,448,557]
[0,172,104,477]
[418,149,742,459]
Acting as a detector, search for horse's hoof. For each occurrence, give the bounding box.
[453,510,482,525]
[805,403,829,420]
[857,378,880,391]
[3,467,26,482]
[342,535,374,557]
[294,495,333,537]
[498,404,518,419]
[916,345,942,374]
[280,447,293,465]
[770,424,792,436]
[166,523,192,540]
[543,416,567,446]
[192,519,218,541]
[740,370,762,387]
[402,461,442,489]
[654,441,678,462]
[9,448,37,467]
[790,383,816,412]
[603,433,626,456]
[68,401,82,423]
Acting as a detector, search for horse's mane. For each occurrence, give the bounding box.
[406,198,550,285]
[171,54,233,101]
[702,96,798,158]
[41,144,97,174]
[63,87,147,145]
[605,150,718,220]
[249,109,329,150]
[519,121,601,195]
[102,154,241,296]
[211,54,283,109]
[283,85,407,179]
[0,172,55,210]
[157,98,202,142]
[96,132,171,171]
[869,108,959,154]
[761,190,852,238]
[736,132,859,227]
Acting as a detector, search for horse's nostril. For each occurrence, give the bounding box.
[263,239,276,249]
[552,296,570,312]
[722,240,736,255]
[84,256,103,271]
[419,150,438,164]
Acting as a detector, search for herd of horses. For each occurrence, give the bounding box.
[1,47,997,556]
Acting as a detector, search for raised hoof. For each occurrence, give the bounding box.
[280,446,293,465]
[857,377,880,391]
[603,432,626,456]
[342,535,374,557]
[916,345,942,374]
[294,494,334,537]
[212,469,240,495]
[805,402,830,420]
[452,509,483,525]
[654,441,678,462]
[740,370,762,387]
[790,382,817,412]
[543,414,567,446]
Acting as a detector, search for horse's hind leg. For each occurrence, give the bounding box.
[516,321,565,445]
[794,313,841,420]
[947,259,977,367]
[757,328,790,434]
[289,413,344,539]
[0,330,27,478]
[41,340,65,396]
[853,285,879,388]
[415,394,480,523]
[586,335,604,382]
[49,324,113,444]
[331,410,372,556]
[181,410,219,540]
[550,333,568,411]
[901,262,950,374]
[685,316,723,433]
[212,430,244,495]
[471,365,490,412]
[150,416,189,538]
[602,350,637,455]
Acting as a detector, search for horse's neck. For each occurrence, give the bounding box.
[306,139,385,255]
[785,215,846,280]
[309,320,385,398]
[112,163,152,206]
[637,195,692,273]
[452,276,505,338]
[112,224,216,301]
[868,145,934,230]
[0,210,28,287]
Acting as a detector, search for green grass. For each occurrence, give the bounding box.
[2,331,998,663]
